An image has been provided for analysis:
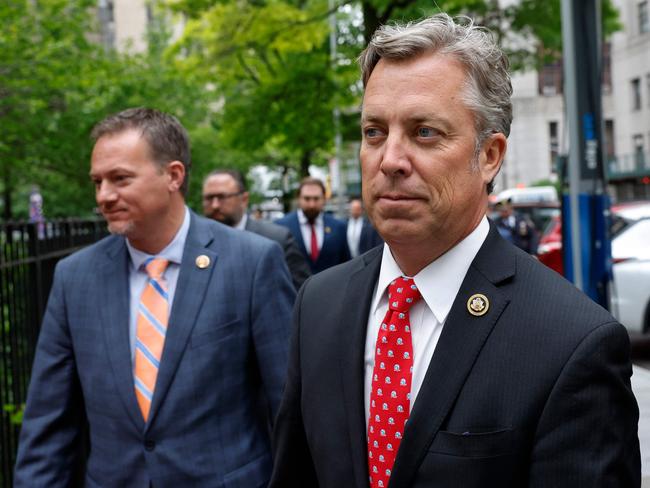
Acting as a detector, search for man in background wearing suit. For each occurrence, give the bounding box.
[347,197,383,258]
[14,108,295,487]
[270,14,640,488]
[276,177,350,274]
[202,168,311,290]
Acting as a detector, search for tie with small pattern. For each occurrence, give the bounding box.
[367,276,422,488]
[310,223,319,262]
[134,257,169,422]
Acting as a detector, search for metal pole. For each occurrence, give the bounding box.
[561,0,584,290]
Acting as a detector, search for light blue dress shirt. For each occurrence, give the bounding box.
[125,207,190,362]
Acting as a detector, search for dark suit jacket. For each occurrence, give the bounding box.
[245,216,311,291]
[275,211,351,274]
[14,213,295,488]
[270,223,640,488]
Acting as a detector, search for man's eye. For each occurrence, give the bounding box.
[417,127,437,138]
[364,127,383,138]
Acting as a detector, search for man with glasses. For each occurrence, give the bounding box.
[202,169,310,290]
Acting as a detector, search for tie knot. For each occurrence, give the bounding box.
[144,257,169,280]
[387,276,421,312]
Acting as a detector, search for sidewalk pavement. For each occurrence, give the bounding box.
[631,366,650,487]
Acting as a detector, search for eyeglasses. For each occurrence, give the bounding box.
[203,191,244,203]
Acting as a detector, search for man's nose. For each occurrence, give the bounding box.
[380,134,412,177]
[96,181,117,204]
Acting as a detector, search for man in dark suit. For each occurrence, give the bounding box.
[494,199,539,254]
[270,14,640,488]
[202,168,311,290]
[275,177,350,274]
[347,197,383,258]
[14,108,295,487]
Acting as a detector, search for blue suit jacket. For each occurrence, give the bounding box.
[14,212,295,488]
[275,211,350,274]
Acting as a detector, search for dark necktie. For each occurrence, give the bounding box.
[310,223,319,262]
[367,276,422,488]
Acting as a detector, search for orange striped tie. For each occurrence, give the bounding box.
[134,257,169,421]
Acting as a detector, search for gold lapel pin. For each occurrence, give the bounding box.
[467,293,489,316]
[325,226,332,234]
[195,255,210,269]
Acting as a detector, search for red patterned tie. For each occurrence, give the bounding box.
[310,223,319,262]
[367,276,422,488]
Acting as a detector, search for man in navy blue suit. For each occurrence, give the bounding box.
[276,177,350,274]
[14,108,295,487]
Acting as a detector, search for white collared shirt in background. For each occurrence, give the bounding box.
[364,216,489,426]
[347,217,363,258]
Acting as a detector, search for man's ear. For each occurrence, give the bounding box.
[166,161,186,192]
[479,133,507,184]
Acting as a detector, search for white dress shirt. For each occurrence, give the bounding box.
[298,209,323,254]
[347,217,363,258]
[126,206,190,362]
[364,216,489,426]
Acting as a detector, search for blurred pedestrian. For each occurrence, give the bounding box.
[14,107,294,487]
[494,198,538,254]
[270,14,639,488]
[202,168,311,290]
[275,177,350,273]
[347,197,383,258]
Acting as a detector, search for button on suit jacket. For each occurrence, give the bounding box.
[270,223,640,488]
[15,213,295,488]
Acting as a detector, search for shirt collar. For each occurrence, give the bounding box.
[298,209,323,226]
[126,206,191,271]
[372,216,489,324]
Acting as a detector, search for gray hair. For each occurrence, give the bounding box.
[359,13,513,152]
[91,107,191,195]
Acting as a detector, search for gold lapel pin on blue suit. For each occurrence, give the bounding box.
[325,226,332,234]
[195,255,210,269]
[467,293,489,316]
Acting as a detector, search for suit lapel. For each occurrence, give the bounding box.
[290,213,308,257]
[388,226,515,488]
[99,237,145,431]
[339,247,383,488]
[146,214,218,428]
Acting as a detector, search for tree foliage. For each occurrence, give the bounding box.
[167,0,620,189]
[0,0,217,219]
[0,0,621,217]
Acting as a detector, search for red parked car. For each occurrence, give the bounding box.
[536,201,650,276]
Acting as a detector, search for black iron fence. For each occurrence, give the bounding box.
[0,219,107,488]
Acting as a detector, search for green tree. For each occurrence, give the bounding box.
[1,0,219,219]
[167,0,620,195]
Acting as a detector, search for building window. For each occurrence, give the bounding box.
[634,134,645,168]
[632,78,642,110]
[604,120,615,163]
[640,1,650,34]
[538,61,563,96]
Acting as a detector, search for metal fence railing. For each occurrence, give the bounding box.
[0,219,107,488]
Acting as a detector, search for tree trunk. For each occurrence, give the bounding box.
[362,0,381,43]
[300,150,312,178]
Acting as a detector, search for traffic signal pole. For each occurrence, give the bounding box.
[560,0,611,307]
